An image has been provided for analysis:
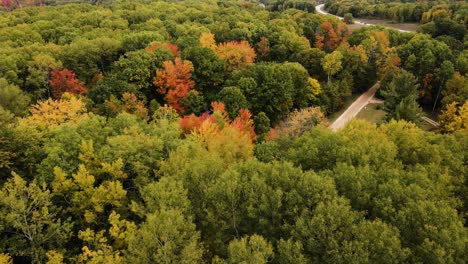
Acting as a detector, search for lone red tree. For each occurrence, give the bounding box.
[49,68,87,99]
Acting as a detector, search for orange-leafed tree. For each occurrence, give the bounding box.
[154,58,195,112]
[179,102,256,162]
[49,69,87,99]
[179,101,256,142]
[147,42,179,57]
[232,109,256,141]
[256,37,270,60]
[314,21,350,52]
[214,41,256,71]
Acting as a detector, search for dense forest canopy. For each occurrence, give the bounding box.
[0,0,466,263]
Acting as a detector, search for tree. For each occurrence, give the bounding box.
[217,86,249,120]
[104,92,149,120]
[307,78,321,101]
[49,68,87,99]
[25,53,62,99]
[292,198,407,263]
[214,41,256,71]
[256,37,270,61]
[229,63,296,124]
[380,69,420,118]
[432,60,455,112]
[0,78,31,116]
[253,112,270,138]
[344,13,354,24]
[322,50,343,83]
[441,72,468,107]
[438,101,468,134]
[276,239,308,264]
[0,173,72,263]
[282,62,313,109]
[180,90,206,115]
[286,127,345,171]
[200,32,216,50]
[226,235,274,264]
[290,48,326,79]
[275,107,328,138]
[77,211,135,264]
[62,37,121,83]
[127,175,203,262]
[111,49,174,93]
[183,47,226,102]
[52,165,127,226]
[154,58,195,112]
[314,21,350,52]
[146,42,179,57]
[26,93,88,130]
[392,96,423,123]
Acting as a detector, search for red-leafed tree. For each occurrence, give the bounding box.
[147,42,179,57]
[153,58,195,112]
[49,68,87,99]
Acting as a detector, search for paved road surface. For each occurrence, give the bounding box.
[329,83,380,131]
[422,116,440,127]
[315,4,413,33]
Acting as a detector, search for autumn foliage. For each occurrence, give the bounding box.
[154,58,195,112]
[146,42,179,57]
[314,22,350,51]
[1,0,42,10]
[200,33,256,71]
[179,101,256,141]
[25,93,87,129]
[49,69,87,99]
[104,93,149,120]
[200,33,216,50]
[215,41,256,71]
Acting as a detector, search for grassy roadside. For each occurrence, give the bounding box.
[327,94,361,123]
[355,103,386,124]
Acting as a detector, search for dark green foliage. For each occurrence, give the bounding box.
[228,63,297,124]
[217,86,249,120]
[0,78,31,116]
[180,90,206,115]
[253,111,271,137]
[380,69,421,121]
[183,47,226,102]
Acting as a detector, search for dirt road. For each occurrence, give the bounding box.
[329,83,380,131]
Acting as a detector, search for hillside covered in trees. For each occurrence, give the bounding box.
[0,0,467,263]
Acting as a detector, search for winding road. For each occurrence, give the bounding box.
[329,83,381,131]
[317,4,438,130]
[315,4,413,33]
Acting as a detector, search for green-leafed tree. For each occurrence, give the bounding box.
[0,174,72,263]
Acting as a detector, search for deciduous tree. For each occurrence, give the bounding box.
[322,50,343,83]
[49,69,87,99]
[0,173,72,263]
[154,58,195,112]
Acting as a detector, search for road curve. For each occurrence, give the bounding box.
[315,4,413,33]
[329,83,380,131]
